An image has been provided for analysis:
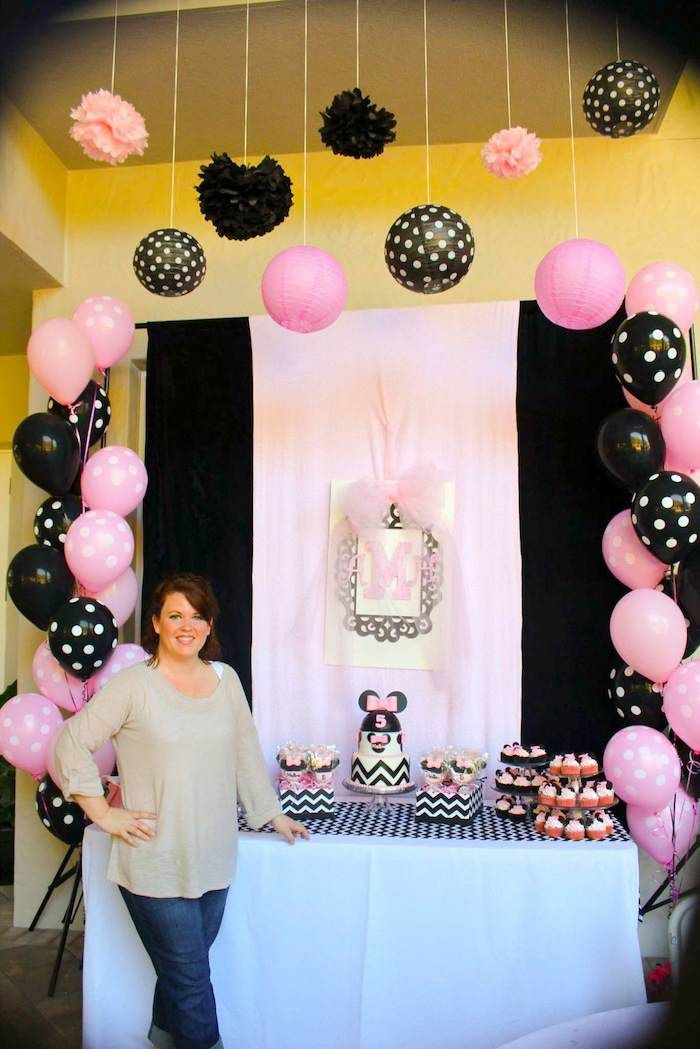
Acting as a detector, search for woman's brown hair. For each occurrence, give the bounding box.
[142,573,222,662]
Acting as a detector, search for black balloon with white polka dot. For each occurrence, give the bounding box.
[133,228,206,297]
[632,471,700,564]
[611,311,686,406]
[48,380,111,449]
[35,775,87,846]
[34,495,83,550]
[607,662,666,731]
[583,59,660,138]
[385,204,475,294]
[48,597,118,680]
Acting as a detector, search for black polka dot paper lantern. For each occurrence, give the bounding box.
[48,597,118,680]
[608,662,666,731]
[34,494,83,550]
[385,204,475,294]
[632,471,700,564]
[583,59,660,138]
[611,311,686,406]
[36,775,87,846]
[133,228,206,297]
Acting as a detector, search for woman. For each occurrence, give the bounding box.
[54,573,308,1049]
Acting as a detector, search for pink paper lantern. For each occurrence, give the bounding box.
[81,445,148,517]
[626,261,699,333]
[534,238,626,330]
[261,246,347,334]
[73,295,135,371]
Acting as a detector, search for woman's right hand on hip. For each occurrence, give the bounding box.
[95,807,157,847]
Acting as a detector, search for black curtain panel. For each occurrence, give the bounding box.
[517,300,629,758]
[142,318,254,701]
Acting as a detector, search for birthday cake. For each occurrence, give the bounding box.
[350,689,411,789]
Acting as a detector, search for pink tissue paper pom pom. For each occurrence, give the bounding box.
[69,89,149,165]
[481,126,542,179]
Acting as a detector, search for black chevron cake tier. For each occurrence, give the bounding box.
[350,755,410,788]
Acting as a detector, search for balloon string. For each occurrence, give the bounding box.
[83,383,99,470]
[615,15,621,62]
[503,0,512,128]
[243,0,250,166]
[564,0,580,239]
[422,0,431,202]
[110,0,119,94]
[302,0,308,247]
[169,0,181,229]
[355,0,360,87]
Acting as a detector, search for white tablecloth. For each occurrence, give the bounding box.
[81,812,646,1049]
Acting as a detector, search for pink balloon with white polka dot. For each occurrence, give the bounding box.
[32,640,91,712]
[625,261,699,334]
[72,295,135,371]
[88,567,139,627]
[627,787,699,867]
[603,725,680,809]
[65,509,134,591]
[0,693,64,780]
[81,446,147,518]
[662,662,700,752]
[89,643,148,693]
[602,509,665,590]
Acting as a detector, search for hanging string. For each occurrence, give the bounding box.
[110,0,119,93]
[169,0,181,229]
[422,0,431,202]
[243,0,250,165]
[615,15,621,61]
[564,0,580,239]
[303,0,308,246]
[356,0,360,87]
[503,0,512,128]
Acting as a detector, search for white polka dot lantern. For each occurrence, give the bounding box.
[384,204,475,294]
[133,228,206,297]
[583,59,660,138]
[48,596,118,680]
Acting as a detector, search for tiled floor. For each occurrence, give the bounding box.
[0,883,83,1049]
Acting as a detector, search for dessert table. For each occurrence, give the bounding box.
[81,801,646,1049]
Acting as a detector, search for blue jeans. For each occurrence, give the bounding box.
[119,885,229,1049]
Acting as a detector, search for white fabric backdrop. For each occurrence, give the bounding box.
[250,301,522,774]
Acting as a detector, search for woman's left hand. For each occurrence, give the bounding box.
[270,814,310,844]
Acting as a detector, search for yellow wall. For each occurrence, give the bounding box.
[12,67,700,927]
[0,355,29,445]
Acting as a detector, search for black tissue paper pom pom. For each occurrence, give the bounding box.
[195,153,293,240]
[319,87,396,159]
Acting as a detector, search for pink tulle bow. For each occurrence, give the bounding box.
[341,465,444,532]
[481,126,542,179]
[69,89,149,165]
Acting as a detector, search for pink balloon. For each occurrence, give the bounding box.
[662,662,700,751]
[72,295,135,371]
[604,725,681,809]
[534,239,626,331]
[610,588,686,683]
[65,509,134,591]
[32,641,90,712]
[660,380,700,473]
[627,788,699,866]
[81,446,148,517]
[27,318,95,405]
[625,261,699,333]
[602,510,666,590]
[88,568,139,627]
[46,725,116,790]
[89,643,148,693]
[262,246,348,334]
[0,693,64,780]
[623,355,693,420]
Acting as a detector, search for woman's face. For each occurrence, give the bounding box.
[153,591,211,662]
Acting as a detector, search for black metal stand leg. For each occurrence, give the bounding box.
[28,845,76,931]
[48,855,82,998]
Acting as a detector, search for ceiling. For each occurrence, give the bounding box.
[3,0,687,170]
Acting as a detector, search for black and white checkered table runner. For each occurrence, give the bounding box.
[239,800,630,843]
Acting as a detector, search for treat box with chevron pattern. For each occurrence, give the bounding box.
[279,787,335,820]
[415,781,484,825]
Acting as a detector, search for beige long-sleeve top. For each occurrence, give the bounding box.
[53,661,282,898]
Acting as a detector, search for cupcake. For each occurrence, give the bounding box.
[586,815,607,841]
[500,743,518,761]
[578,753,599,777]
[531,773,547,789]
[539,783,558,806]
[513,773,532,791]
[496,769,515,788]
[534,809,547,833]
[601,812,614,837]
[509,803,528,821]
[529,745,548,762]
[495,796,515,817]
[557,786,577,809]
[549,755,563,776]
[579,785,599,809]
[596,781,615,806]
[561,753,581,776]
[544,813,564,838]
[564,818,585,841]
